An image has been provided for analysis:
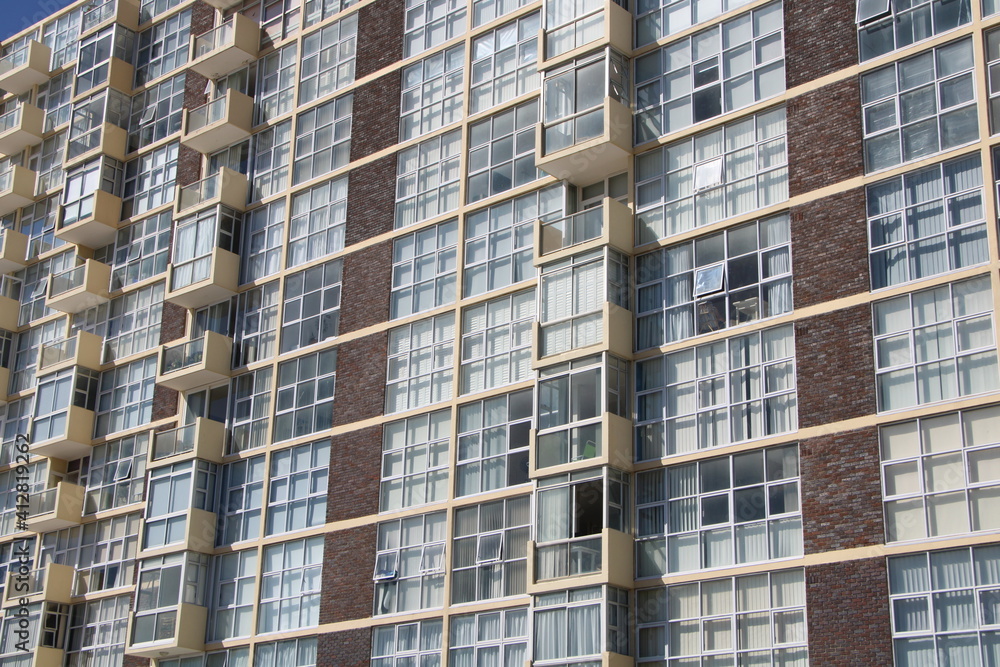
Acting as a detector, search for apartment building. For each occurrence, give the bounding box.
[0,0,999,664]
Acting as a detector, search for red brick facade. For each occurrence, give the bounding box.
[319,525,377,624]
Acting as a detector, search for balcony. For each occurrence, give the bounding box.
[151,418,227,465]
[188,14,260,79]
[81,0,139,36]
[0,41,51,95]
[0,104,44,157]
[541,0,632,68]
[156,332,233,392]
[165,247,240,309]
[126,603,208,658]
[24,482,85,532]
[0,166,37,217]
[531,412,633,476]
[534,301,633,362]
[46,259,112,314]
[65,122,128,169]
[536,97,632,186]
[0,276,20,331]
[181,90,253,155]
[1,563,75,608]
[527,528,633,593]
[38,332,104,374]
[536,197,633,263]
[175,167,248,216]
[0,228,28,274]
[28,406,95,459]
[55,189,122,248]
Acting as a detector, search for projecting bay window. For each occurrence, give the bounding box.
[143,460,217,550]
[67,91,129,163]
[131,552,209,646]
[543,0,629,61]
[857,0,971,63]
[374,511,446,615]
[534,467,629,581]
[75,26,134,97]
[537,354,628,470]
[532,585,629,664]
[39,514,140,595]
[31,366,99,445]
[170,206,240,292]
[0,602,69,663]
[61,157,123,231]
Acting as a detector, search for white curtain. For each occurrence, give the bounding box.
[735,522,767,564]
[567,603,600,656]
[533,609,564,661]
[769,517,802,558]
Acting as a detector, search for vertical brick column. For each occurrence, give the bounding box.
[319,525,377,624]
[783,0,858,88]
[318,630,372,667]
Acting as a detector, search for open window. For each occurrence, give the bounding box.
[856,0,891,24]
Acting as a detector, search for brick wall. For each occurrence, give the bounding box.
[794,305,877,428]
[158,301,187,344]
[333,332,388,426]
[790,187,870,308]
[355,0,405,79]
[326,425,382,522]
[317,630,371,667]
[190,0,215,38]
[350,75,403,162]
[806,558,894,665]
[183,70,209,113]
[176,144,203,188]
[784,0,858,88]
[786,77,864,197]
[339,239,392,333]
[345,155,397,246]
[801,426,884,553]
[319,525,377,624]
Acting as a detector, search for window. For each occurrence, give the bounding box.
[255,638,317,667]
[267,439,330,534]
[888,546,1000,665]
[65,595,130,667]
[39,514,140,593]
[17,254,74,327]
[251,120,292,200]
[469,13,539,115]
[635,3,784,143]
[140,0,184,22]
[881,404,1000,542]
[635,107,788,244]
[467,100,540,203]
[374,511,446,615]
[0,463,42,537]
[36,70,74,131]
[123,141,179,218]
[63,157,124,229]
[867,153,987,290]
[261,0,302,43]
[380,409,450,511]
[42,8,81,69]
[281,259,342,353]
[287,176,346,268]
[106,212,171,290]
[217,455,266,545]
[95,355,157,437]
[404,0,466,58]
[456,389,532,496]
[544,0,615,59]
[229,368,273,453]
[304,0,358,26]
[372,620,443,666]
[861,38,977,173]
[258,536,323,633]
[636,214,792,349]
[0,539,34,603]
[243,200,286,281]
[128,74,185,152]
[873,275,1000,412]
[635,324,797,459]
[273,349,337,441]
[10,317,65,392]
[636,0,754,47]
[33,367,99,443]
[464,184,565,298]
[133,553,210,644]
[82,433,149,513]
[386,313,455,414]
[636,445,801,576]
[67,90,129,160]
[859,0,971,62]
[461,288,534,394]
[256,44,298,124]
[143,460,217,549]
[537,354,628,453]
[533,586,629,663]
[635,569,808,664]
[19,196,64,260]
[988,0,1000,17]
[171,205,240,290]
[210,550,258,640]
[299,14,357,105]
[292,94,352,185]
[449,608,528,665]
[473,0,531,26]
[542,50,629,154]
[28,132,66,194]
[400,45,464,141]
[395,129,461,228]
[391,219,458,319]
[76,27,134,96]
[233,283,280,366]
[1,400,34,468]
[134,10,191,86]
[73,282,165,362]
[452,496,529,603]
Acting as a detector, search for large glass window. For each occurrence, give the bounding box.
[636,0,754,46]
[456,389,532,496]
[210,550,257,641]
[862,38,977,173]
[449,608,528,665]
[95,355,157,437]
[234,283,280,366]
[293,94,353,185]
[63,157,124,229]
[395,129,461,228]
[873,275,999,412]
[19,197,64,260]
[123,141,179,218]
[76,27,133,96]
[106,212,171,290]
[381,409,450,512]
[404,0,466,58]
[243,200,286,281]
[288,176,346,268]
[636,214,792,349]
[299,14,358,105]
[65,595,130,667]
[470,13,539,115]
[542,50,629,154]
[40,514,140,594]
[128,74,185,152]
[635,106,788,244]
[400,45,464,141]
[257,44,298,123]
[374,511,446,615]
[858,0,971,62]
[461,288,534,395]
[217,455,266,545]
[304,0,358,26]
[386,313,455,414]
[467,99,540,203]
[281,259,342,353]
[171,205,239,290]
[266,439,330,535]
[133,553,210,644]
[391,219,458,320]
[635,3,784,143]
[473,0,531,26]
[37,70,74,131]
[881,404,1000,542]
[33,367,99,442]
[28,132,66,194]
[273,349,337,441]
[73,282,164,362]
[42,8,81,69]
[451,496,529,603]
[533,586,629,663]
[82,433,149,513]
[134,10,191,85]
[143,460,217,549]
[230,368,273,453]
[252,121,293,201]
[372,620,443,666]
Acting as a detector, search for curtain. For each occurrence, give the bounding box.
[533,609,564,660]
[703,529,733,568]
[769,517,802,558]
[537,488,570,542]
[668,533,699,573]
[735,522,767,564]
[893,597,930,633]
[568,603,600,657]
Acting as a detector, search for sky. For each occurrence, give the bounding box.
[0,0,78,42]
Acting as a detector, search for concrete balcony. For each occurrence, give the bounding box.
[0,229,28,274]
[46,259,112,314]
[55,189,122,248]
[181,90,253,155]
[530,412,634,476]
[25,482,85,532]
[126,603,208,658]
[151,417,227,466]
[29,406,95,459]
[175,167,248,216]
[3,648,65,667]
[536,97,632,186]
[0,104,44,158]
[141,507,217,556]
[527,528,634,593]
[0,278,20,330]
[533,301,633,362]
[0,368,11,405]
[165,247,240,309]
[38,332,104,375]
[0,41,51,96]
[156,331,233,392]
[1,563,75,608]
[81,0,139,36]
[540,0,632,68]
[536,197,633,264]
[64,122,128,169]
[0,166,37,217]
[188,14,260,79]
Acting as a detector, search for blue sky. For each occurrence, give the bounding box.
[1,0,78,42]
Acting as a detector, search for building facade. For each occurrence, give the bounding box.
[0,0,999,664]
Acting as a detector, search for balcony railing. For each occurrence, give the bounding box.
[28,487,57,516]
[536,536,602,580]
[152,423,198,460]
[177,169,243,213]
[539,208,603,255]
[0,107,22,134]
[194,18,237,58]
[187,96,228,134]
[39,337,77,370]
[0,45,30,72]
[82,0,116,31]
[49,265,85,298]
[162,337,206,375]
[0,41,51,95]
